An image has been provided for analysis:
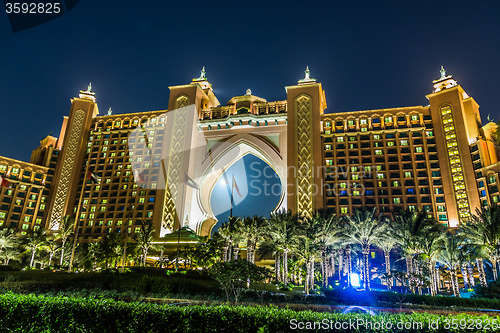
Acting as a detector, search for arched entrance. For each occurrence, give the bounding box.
[187,133,287,236]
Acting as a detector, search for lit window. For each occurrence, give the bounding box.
[24,216,30,222]
[393,198,401,204]
[384,116,392,123]
[360,119,367,125]
[337,137,344,142]
[39,204,45,210]
[400,140,408,146]
[387,141,394,147]
[411,115,419,121]
[22,224,29,230]
[147,212,153,217]
[348,120,355,126]
[325,144,332,150]
[377,173,385,179]
[415,147,423,153]
[361,127,367,132]
[339,183,347,189]
[326,159,333,165]
[349,136,356,141]
[404,172,412,178]
[139,197,145,203]
[351,174,359,180]
[373,134,380,140]
[352,190,360,196]
[392,181,399,187]
[340,207,348,214]
[426,131,433,137]
[35,218,42,224]
[11,168,19,174]
[375,150,382,155]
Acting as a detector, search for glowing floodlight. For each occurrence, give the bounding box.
[351,273,360,288]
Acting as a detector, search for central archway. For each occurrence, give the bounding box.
[210,154,283,232]
[188,133,287,235]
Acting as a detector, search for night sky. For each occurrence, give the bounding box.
[1,0,500,164]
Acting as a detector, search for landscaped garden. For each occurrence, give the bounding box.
[1,206,500,331]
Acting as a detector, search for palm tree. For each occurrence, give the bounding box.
[136,221,156,266]
[100,232,121,268]
[376,236,397,290]
[391,209,435,293]
[228,216,244,260]
[312,210,342,287]
[343,208,387,291]
[87,241,100,270]
[241,215,266,263]
[463,206,500,281]
[417,221,446,296]
[218,216,243,261]
[265,209,299,286]
[24,228,47,268]
[2,247,22,265]
[435,232,467,297]
[44,234,61,267]
[294,213,326,294]
[0,228,19,257]
[216,224,231,262]
[57,215,75,266]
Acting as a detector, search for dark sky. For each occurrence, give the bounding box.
[1,1,499,162]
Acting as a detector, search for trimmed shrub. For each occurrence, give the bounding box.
[0,293,499,332]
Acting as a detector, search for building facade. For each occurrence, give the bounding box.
[0,67,498,239]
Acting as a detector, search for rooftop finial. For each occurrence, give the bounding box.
[107,107,112,116]
[246,89,252,95]
[298,66,316,84]
[193,66,207,82]
[86,82,92,93]
[440,66,447,80]
[199,66,206,80]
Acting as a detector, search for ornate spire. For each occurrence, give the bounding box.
[440,66,447,80]
[193,66,207,81]
[107,107,112,115]
[432,65,457,92]
[245,89,252,95]
[79,82,95,100]
[298,66,316,84]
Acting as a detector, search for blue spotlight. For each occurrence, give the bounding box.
[350,273,360,288]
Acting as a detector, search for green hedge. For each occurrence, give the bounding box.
[0,293,499,332]
[324,289,500,310]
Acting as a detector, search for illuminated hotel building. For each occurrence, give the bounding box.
[0,67,499,238]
